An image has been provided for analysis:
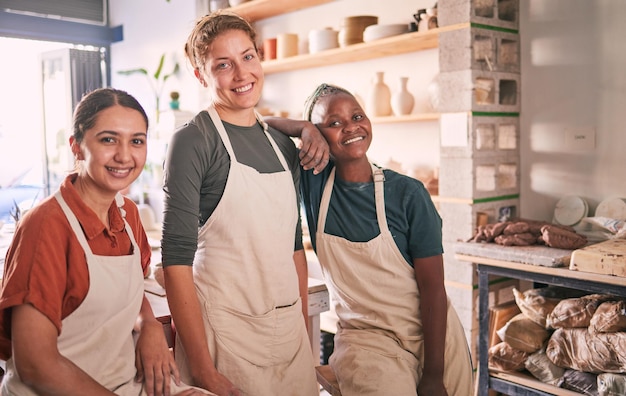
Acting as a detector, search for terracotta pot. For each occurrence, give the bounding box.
[263,38,277,60]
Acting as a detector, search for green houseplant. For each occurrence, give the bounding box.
[117,54,179,124]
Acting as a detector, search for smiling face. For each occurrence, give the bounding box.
[71,105,147,199]
[311,92,372,164]
[197,29,263,123]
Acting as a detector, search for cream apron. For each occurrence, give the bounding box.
[174,108,317,396]
[2,192,208,396]
[316,165,473,396]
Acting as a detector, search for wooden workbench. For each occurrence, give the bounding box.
[456,252,626,396]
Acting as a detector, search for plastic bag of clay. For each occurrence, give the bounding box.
[547,294,616,329]
[556,369,599,396]
[590,300,626,334]
[546,328,626,373]
[581,216,626,236]
[496,313,550,353]
[597,373,626,396]
[524,349,565,386]
[488,341,529,372]
[513,288,561,328]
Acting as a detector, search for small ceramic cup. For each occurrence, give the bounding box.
[276,33,299,59]
[263,38,277,60]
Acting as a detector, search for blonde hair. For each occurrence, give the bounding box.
[184,11,258,71]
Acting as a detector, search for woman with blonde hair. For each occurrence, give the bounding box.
[160,11,326,396]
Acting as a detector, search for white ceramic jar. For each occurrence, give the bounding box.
[308,28,339,54]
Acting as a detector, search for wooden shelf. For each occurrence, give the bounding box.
[371,113,439,124]
[490,371,581,396]
[228,0,335,22]
[262,23,469,75]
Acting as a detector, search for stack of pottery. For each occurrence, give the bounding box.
[338,15,378,47]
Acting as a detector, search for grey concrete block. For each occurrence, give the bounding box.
[438,154,520,200]
[440,114,520,159]
[439,197,521,242]
[440,27,520,73]
[438,0,519,31]
[443,248,477,284]
[434,70,521,113]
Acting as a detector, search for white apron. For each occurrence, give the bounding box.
[174,108,317,396]
[2,192,208,395]
[316,165,473,396]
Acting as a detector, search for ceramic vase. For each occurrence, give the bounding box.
[391,76,415,116]
[367,71,392,117]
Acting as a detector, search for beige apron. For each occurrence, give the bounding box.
[316,165,473,396]
[174,108,317,396]
[2,192,208,396]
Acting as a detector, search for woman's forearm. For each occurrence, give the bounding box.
[264,116,308,137]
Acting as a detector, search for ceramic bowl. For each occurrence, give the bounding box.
[363,23,410,42]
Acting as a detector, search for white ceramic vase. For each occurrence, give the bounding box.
[367,71,392,117]
[391,76,415,116]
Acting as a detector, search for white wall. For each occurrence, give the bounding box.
[108,0,203,126]
[520,0,626,221]
[0,38,70,186]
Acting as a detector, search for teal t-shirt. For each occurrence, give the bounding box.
[301,163,443,267]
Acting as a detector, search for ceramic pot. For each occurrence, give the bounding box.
[366,71,392,117]
[276,33,298,59]
[391,76,415,116]
[308,28,339,54]
[263,38,277,60]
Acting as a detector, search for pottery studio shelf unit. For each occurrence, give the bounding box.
[259,26,455,125]
[456,254,626,396]
[260,23,469,75]
[227,0,470,127]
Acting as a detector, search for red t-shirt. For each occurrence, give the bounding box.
[0,173,151,360]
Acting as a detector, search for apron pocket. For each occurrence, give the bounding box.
[207,300,303,367]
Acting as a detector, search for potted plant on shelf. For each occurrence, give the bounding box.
[117,54,179,124]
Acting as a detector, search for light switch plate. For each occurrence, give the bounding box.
[563,127,595,151]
